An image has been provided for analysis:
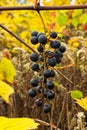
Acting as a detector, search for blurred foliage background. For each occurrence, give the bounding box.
[0,0,87,51]
[0,1,87,130]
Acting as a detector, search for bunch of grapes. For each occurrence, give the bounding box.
[28,31,66,113]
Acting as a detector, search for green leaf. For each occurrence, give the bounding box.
[72,18,79,27]
[72,10,83,17]
[71,90,83,99]
[57,13,68,25]
[80,13,87,24]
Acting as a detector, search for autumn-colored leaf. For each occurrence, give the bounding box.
[0,80,14,103]
[75,97,87,110]
[0,58,16,83]
[0,116,39,130]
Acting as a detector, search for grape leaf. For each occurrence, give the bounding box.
[75,97,87,110]
[0,58,16,83]
[0,116,39,130]
[71,90,83,99]
[0,80,14,103]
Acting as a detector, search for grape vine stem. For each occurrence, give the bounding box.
[53,67,73,85]
[34,118,60,130]
[0,24,38,54]
[56,54,75,69]
[0,4,87,11]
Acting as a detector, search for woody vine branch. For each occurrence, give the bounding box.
[0,4,87,11]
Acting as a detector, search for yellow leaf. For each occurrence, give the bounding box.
[0,116,39,130]
[72,42,79,47]
[68,38,79,47]
[75,97,87,110]
[0,58,16,83]
[0,80,14,104]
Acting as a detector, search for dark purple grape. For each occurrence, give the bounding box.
[47,90,55,100]
[30,78,38,87]
[59,46,66,53]
[46,80,54,89]
[43,103,51,113]
[54,50,63,59]
[50,31,57,39]
[43,69,51,78]
[35,98,43,106]
[28,88,37,97]
[47,57,57,67]
[31,63,39,71]
[38,34,47,44]
[37,45,44,52]
[50,40,61,49]
[31,31,38,36]
[30,36,38,45]
[30,53,39,62]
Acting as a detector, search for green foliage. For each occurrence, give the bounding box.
[71,90,83,99]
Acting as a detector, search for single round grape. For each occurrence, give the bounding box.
[43,103,51,113]
[30,78,38,87]
[47,90,55,100]
[35,98,43,106]
[28,88,37,97]
[43,69,51,78]
[31,63,39,71]
[59,46,66,53]
[38,34,47,44]
[30,36,38,45]
[50,40,61,49]
[50,31,57,39]
[46,80,54,89]
[31,31,38,36]
[37,45,43,52]
[54,50,63,59]
[30,53,39,62]
[47,57,57,67]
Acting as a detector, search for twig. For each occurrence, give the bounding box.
[57,94,66,127]
[56,54,75,69]
[0,24,38,54]
[34,118,60,130]
[53,67,73,85]
[37,11,47,33]
[0,5,87,11]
